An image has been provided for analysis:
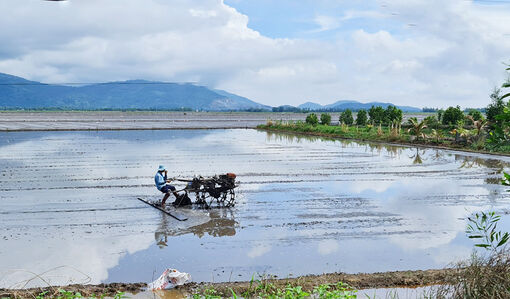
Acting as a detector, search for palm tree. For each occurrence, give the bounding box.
[428,129,444,144]
[407,117,427,140]
[466,115,487,137]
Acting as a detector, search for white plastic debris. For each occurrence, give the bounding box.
[148,268,192,290]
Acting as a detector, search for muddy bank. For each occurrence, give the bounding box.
[0,269,456,298]
[0,282,147,298]
[185,269,456,296]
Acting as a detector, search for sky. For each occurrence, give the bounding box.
[0,0,509,108]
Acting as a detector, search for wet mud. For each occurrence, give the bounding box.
[1,129,510,289]
[0,268,454,298]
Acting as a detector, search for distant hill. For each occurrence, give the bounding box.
[298,102,323,110]
[298,100,421,112]
[0,73,271,111]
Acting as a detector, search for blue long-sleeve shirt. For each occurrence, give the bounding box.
[154,172,167,191]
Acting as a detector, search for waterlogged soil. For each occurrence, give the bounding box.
[1,129,510,289]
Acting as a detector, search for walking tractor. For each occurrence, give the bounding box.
[177,173,239,208]
[138,171,239,221]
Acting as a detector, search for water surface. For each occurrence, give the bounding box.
[1,129,510,288]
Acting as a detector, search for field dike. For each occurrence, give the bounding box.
[0,268,456,298]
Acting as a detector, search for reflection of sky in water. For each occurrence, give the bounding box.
[1,129,510,287]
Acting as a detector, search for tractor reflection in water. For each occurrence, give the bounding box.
[155,209,238,247]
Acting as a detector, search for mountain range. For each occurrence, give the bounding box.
[0,73,271,111]
[297,100,421,112]
[0,73,421,112]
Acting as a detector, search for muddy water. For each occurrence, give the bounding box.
[1,129,510,289]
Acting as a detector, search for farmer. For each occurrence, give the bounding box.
[155,165,179,207]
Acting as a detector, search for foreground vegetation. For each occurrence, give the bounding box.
[192,280,357,299]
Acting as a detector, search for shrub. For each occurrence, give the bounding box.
[339,109,354,125]
[305,113,318,126]
[320,113,331,125]
[355,109,368,126]
[442,106,464,125]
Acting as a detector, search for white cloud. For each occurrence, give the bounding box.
[0,0,509,108]
[317,239,340,255]
[314,15,341,32]
[247,243,272,258]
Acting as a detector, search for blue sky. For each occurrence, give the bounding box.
[225,0,398,39]
[0,0,509,108]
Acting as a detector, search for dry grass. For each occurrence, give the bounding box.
[433,249,510,299]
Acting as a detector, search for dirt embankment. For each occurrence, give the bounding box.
[0,269,457,298]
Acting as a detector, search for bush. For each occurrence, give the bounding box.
[305,113,318,126]
[355,109,367,126]
[320,113,331,125]
[339,109,354,125]
[442,106,464,125]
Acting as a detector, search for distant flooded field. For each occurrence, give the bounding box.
[1,129,509,288]
[0,111,431,131]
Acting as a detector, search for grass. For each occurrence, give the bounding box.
[432,249,510,298]
[7,289,128,299]
[192,280,357,299]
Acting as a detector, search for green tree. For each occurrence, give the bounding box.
[320,113,331,125]
[503,64,510,101]
[339,109,354,125]
[467,109,483,121]
[305,113,318,126]
[384,105,403,125]
[437,109,444,123]
[442,106,464,125]
[486,88,504,126]
[486,66,510,147]
[355,109,367,126]
[368,106,385,125]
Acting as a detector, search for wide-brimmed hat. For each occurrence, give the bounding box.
[158,165,166,171]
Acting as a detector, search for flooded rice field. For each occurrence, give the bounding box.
[1,129,510,289]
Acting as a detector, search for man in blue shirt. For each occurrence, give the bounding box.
[155,165,179,207]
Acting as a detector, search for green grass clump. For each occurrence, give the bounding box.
[192,279,357,298]
[33,289,127,299]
